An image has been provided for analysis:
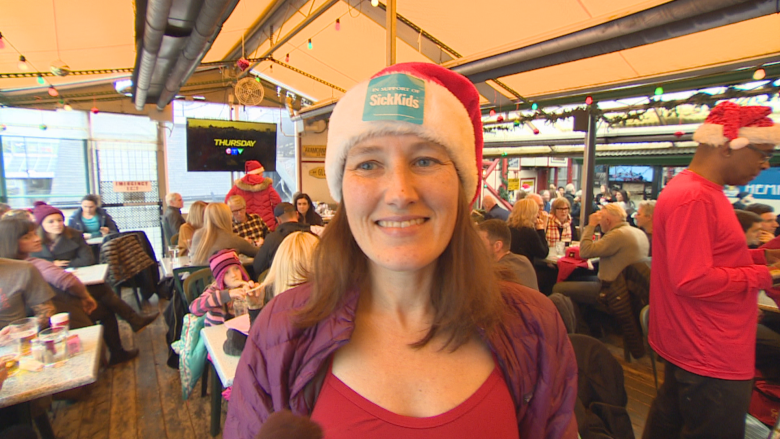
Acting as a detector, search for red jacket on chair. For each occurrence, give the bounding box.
[226,174,282,231]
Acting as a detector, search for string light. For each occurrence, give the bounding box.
[654,86,664,96]
[63,103,72,111]
[585,96,593,105]
[18,55,28,71]
[48,86,58,97]
[371,0,379,6]
[36,74,45,85]
[285,53,289,63]
[754,68,766,80]
[91,106,99,114]
[335,19,340,31]
[0,32,5,50]
[531,103,538,110]
[307,39,312,50]
[489,109,496,117]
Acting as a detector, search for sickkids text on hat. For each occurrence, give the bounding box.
[326,62,483,204]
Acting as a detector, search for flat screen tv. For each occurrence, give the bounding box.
[186,119,277,172]
[608,165,654,183]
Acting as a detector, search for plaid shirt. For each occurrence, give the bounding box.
[233,213,269,242]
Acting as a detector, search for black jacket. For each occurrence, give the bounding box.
[253,221,312,277]
[68,207,119,237]
[509,226,549,261]
[31,227,95,268]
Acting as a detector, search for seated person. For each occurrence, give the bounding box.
[634,200,655,256]
[476,219,539,291]
[294,193,324,226]
[507,198,549,262]
[546,197,580,247]
[0,203,10,218]
[190,203,259,265]
[0,217,146,365]
[189,249,257,327]
[177,200,207,256]
[736,209,780,381]
[162,192,185,247]
[553,204,649,331]
[0,258,55,329]
[227,195,268,245]
[225,231,320,355]
[68,194,119,238]
[482,195,509,221]
[746,203,779,247]
[30,202,94,268]
[253,203,312,277]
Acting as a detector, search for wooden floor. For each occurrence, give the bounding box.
[43,291,662,439]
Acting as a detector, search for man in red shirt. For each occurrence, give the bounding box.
[644,102,780,439]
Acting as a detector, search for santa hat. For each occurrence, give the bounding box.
[209,249,249,289]
[32,201,64,225]
[245,160,264,175]
[326,62,483,204]
[693,101,780,149]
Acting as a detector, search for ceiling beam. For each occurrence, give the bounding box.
[223,0,311,62]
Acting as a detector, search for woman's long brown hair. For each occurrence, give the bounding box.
[295,190,506,350]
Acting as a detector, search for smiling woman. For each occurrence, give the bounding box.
[225,63,578,439]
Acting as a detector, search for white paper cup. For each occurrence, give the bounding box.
[50,313,70,332]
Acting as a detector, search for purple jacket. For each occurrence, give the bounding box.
[224,282,578,439]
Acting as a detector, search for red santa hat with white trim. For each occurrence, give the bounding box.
[325,62,483,204]
[693,101,780,149]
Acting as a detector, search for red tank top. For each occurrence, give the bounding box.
[310,361,519,439]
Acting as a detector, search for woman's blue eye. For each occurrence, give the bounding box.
[357,162,376,170]
[416,158,437,167]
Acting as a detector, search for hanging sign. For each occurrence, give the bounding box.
[113,181,152,193]
[302,145,326,159]
[507,178,520,191]
[308,167,326,179]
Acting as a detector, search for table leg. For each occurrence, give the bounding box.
[210,362,222,437]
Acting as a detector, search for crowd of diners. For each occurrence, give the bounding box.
[1,63,780,439]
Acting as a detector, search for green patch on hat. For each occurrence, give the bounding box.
[363,73,425,125]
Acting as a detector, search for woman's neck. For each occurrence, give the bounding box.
[83,210,95,219]
[47,233,60,242]
[364,263,436,325]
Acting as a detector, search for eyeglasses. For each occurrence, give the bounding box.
[746,144,774,163]
[556,207,570,211]
[231,207,246,214]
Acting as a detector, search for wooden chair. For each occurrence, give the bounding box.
[170,233,179,247]
[182,268,213,304]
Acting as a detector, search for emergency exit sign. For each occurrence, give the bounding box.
[113,181,152,193]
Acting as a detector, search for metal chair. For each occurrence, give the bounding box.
[182,268,213,304]
[172,266,208,306]
[640,305,659,390]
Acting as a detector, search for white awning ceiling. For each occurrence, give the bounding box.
[1,0,778,105]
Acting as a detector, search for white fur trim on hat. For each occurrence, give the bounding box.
[326,76,476,203]
[693,123,780,148]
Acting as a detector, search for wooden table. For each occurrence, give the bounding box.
[86,237,104,246]
[759,290,779,313]
[69,264,108,286]
[0,325,104,408]
[201,324,241,436]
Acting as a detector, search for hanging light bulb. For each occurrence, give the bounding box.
[371,0,379,6]
[36,74,45,85]
[18,55,29,71]
[585,96,593,105]
[91,106,99,114]
[255,76,260,82]
[754,68,766,80]
[285,53,289,63]
[335,19,340,31]
[0,32,5,50]
[307,39,312,50]
[654,86,664,96]
[63,103,73,111]
[48,86,58,97]
[489,109,496,117]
